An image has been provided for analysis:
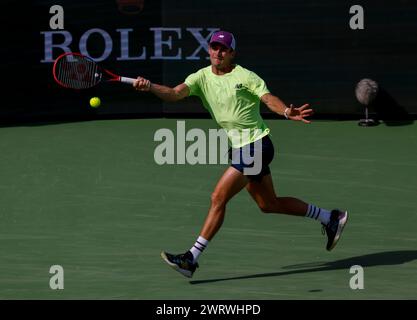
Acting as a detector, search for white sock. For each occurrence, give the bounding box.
[306,204,331,225]
[189,236,209,263]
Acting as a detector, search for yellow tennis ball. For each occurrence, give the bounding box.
[89,97,101,108]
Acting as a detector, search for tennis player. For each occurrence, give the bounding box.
[133,31,348,278]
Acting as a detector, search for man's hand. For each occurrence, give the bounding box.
[286,104,314,123]
[261,93,313,123]
[133,76,151,91]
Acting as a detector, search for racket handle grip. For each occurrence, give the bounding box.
[120,77,136,85]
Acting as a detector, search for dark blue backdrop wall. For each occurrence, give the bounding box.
[4,0,417,120]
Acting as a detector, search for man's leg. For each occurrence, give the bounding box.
[246,174,348,251]
[199,167,249,240]
[161,167,248,278]
[245,174,308,216]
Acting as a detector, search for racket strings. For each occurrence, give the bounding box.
[55,55,100,89]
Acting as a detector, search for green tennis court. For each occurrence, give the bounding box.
[1,119,416,299]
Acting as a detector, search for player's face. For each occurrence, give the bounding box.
[209,43,235,69]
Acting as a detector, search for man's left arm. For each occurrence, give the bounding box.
[261,93,314,123]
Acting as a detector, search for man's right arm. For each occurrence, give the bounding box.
[133,77,189,102]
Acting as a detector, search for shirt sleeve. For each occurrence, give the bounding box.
[184,71,201,97]
[247,71,270,98]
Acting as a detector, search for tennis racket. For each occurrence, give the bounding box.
[52,52,136,89]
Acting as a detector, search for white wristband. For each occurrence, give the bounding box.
[284,107,290,119]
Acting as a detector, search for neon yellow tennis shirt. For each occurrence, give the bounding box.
[184,65,270,148]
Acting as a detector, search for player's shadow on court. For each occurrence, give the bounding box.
[189,250,417,285]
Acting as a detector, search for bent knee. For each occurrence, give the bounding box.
[258,203,275,214]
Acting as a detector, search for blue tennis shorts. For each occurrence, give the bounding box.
[228,135,275,182]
